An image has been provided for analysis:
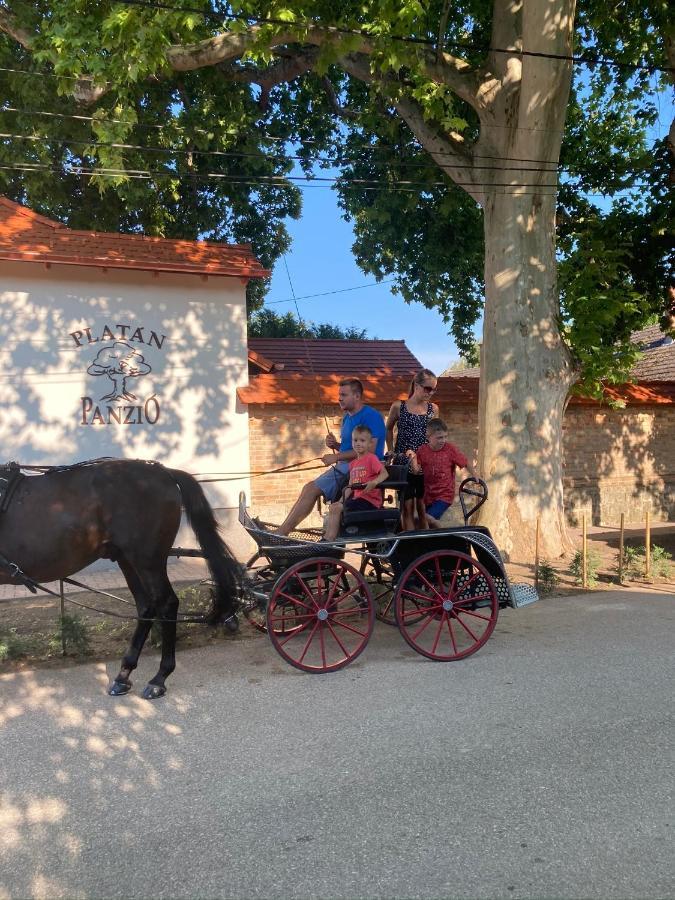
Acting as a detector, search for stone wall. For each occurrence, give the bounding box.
[248,399,674,527]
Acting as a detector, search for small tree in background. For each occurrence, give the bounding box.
[249,309,369,339]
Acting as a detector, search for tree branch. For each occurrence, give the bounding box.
[0,5,110,105]
[166,24,368,72]
[321,76,359,120]
[222,49,320,108]
[338,53,482,203]
[0,4,32,49]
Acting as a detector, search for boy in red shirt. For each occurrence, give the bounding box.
[324,424,389,541]
[406,418,476,528]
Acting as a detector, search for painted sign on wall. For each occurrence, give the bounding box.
[71,322,166,426]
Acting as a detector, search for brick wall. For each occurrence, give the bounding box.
[563,404,675,526]
[248,399,674,527]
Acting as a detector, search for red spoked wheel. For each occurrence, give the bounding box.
[267,557,374,673]
[394,550,498,661]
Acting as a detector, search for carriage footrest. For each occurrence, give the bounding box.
[508,583,539,608]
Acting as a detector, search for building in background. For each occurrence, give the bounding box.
[440,327,675,526]
[0,196,268,553]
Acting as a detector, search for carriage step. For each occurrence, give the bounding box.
[509,583,539,608]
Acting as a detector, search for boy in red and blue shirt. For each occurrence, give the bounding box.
[407,418,476,528]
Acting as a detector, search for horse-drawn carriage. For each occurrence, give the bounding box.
[237,466,538,673]
[0,458,537,696]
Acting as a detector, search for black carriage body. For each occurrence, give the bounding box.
[390,527,513,608]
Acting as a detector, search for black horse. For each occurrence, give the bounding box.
[0,459,242,699]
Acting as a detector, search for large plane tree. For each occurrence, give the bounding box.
[0,0,671,557]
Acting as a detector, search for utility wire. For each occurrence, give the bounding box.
[0,105,577,162]
[0,130,565,173]
[266,279,396,304]
[281,253,333,434]
[0,162,626,198]
[0,161,561,191]
[113,0,672,75]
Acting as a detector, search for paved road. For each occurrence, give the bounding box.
[1,589,673,900]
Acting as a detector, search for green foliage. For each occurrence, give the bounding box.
[537,560,559,594]
[248,308,368,339]
[0,0,671,372]
[569,547,602,588]
[620,544,673,582]
[0,627,36,661]
[48,614,91,656]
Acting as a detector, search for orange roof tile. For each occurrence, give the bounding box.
[0,196,270,279]
[247,338,422,376]
[247,348,279,373]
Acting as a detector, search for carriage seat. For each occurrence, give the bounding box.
[340,464,408,537]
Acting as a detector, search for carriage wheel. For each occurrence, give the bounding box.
[394,550,498,661]
[267,557,374,673]
[240,567,306,637]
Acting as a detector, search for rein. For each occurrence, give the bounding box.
[0,570,227,625]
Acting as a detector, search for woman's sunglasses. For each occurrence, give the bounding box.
[421,385,436,394]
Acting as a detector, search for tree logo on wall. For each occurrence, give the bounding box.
[87,341,151,402]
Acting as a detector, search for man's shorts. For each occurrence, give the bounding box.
[315,463,350,502]
[426,499,451,520]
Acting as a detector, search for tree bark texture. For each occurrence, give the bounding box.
[469,0,578,559]
[478,191,575,559]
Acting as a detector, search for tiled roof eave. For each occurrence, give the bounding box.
[238,373,674,406]
[0,249,269,278]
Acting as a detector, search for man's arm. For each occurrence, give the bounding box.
[321,449,357,466]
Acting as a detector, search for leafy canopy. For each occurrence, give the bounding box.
[0,0,671,387]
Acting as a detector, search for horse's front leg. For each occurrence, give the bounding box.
[109,616,153,696]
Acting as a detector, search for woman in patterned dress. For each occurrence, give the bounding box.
[385,368,439,530]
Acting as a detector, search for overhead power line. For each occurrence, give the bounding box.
[0,129,563,173]
[0,160,559,190]
[0,104,572,161]
[266,279,396,304]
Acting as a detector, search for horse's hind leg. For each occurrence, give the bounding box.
[141,570,179,701]
[108,560,155,697]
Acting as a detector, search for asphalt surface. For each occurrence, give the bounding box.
[1,588,673,900]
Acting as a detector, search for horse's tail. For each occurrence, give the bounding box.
[168,468,242,626]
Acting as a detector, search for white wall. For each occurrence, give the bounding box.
[0,261,252,544]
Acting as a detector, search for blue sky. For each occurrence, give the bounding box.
[263,182,465,376]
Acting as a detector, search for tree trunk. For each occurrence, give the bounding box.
[477,190,576,560]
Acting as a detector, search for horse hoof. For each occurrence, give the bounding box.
[108,679,132,696]
[142,683,166,701]
[222,613,239,634]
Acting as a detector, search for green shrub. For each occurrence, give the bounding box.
[0,627,36,661]
[569,548,602,587]
[651,545,673,579]
[48,614,90,656]
[619,544,672,581]
[537,560,559,594]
